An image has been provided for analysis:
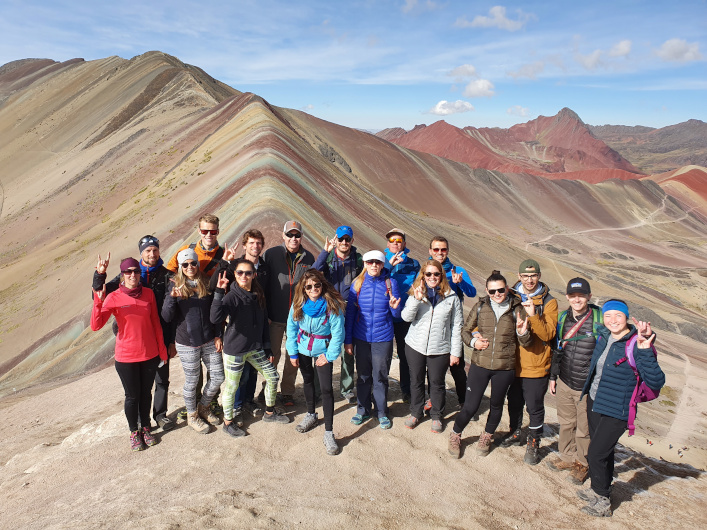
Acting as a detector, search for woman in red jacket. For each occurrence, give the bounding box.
[92,257,168,451]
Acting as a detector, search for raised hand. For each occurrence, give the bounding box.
[521,299,536,317]
[516,314,529,335]
[389,296,401,309]
[631,317,652,339]
[224,242,240,261]
[93,285,106,303]
[216,270,230,290]
[636,332,656,349]
[389,251,404,267]
[324,237,336,252]
[451,268,463,284]
[96,252,111,274]
[170,285,182,298]
[413,282,425,301]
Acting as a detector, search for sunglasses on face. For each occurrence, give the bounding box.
[431,247,448,253]
[285,232,302,239]
[338,236,352,243]
[365,260,383,265]
[235,270,254,277]
[123,269,140,276]
[181,261,198,269]
[520,274,539,280]
[487,287,507,295]
[200,229,219,235]
[305,283,322,291]
[424,272,441,277]
[388,237,403,243]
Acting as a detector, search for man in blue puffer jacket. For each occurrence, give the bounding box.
[383,228,420,403]
[578,299,665,517]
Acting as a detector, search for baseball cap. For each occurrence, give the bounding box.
[385,228,406,240]
[283,221,303,234]
[519,259,541,273]
[566,277,591,295]
[362,250,386,263]
[336,225,354,239]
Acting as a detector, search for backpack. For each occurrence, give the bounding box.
[189,243,224,275]
[615,335,660,436]
[556,307,602,351]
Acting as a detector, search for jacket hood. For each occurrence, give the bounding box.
[511,281,550,301]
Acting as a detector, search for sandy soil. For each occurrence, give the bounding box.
[1,356,704,529]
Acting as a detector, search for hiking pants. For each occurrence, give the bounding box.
[152,358,170,422]
[177,341,225,414]
[223,350,279,421]
[115,356,159,432]
[507,375,549,437]
[427,359,467,405]
[269,321,299,396]
[340,346,356,397]
[407,346,449,421]
[354,339,393,418]
[299,356,335,431]
[556,378,590,466]
[454,364,515,435]
[392,321,411,396]
[587,396,627,498]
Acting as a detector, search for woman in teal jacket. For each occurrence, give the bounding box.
[287,269,346,455]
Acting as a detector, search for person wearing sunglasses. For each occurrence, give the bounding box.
[383,228,420,404]
[448,270,531,459]
[401,259,463,433]
[286,269,346,455]
[262,220,315,407]
[312,225,363,404]
[501,259,558,466]
[165,214,224,278]
[91,258,168,451]
[344,250,402,429]
[426,236,477,413]
[162,249,224,434]
[92,235,176,432]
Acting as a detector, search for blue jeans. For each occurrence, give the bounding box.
[354,339,393,418]
[233,362,257,409]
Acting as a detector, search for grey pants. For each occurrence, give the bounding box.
[177,341,224,413]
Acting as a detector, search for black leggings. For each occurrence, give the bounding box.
[453,364,515,435]
[299,356,334,431]
[115,356,160,432]
[507,376,550,434]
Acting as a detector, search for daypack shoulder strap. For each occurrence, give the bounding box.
[203,246,225,275]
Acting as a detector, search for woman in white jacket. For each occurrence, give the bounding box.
[401,259,463,433]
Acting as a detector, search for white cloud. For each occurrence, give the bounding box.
[574,49,603,70]
[301,104,315,111]
[507,60,544,79]
[657,38,702,62]
[609,39,631,57]
[448,64,477,78]
[455,6,535,32]
[427,100,474,115]
[463,78,495,97]
[507,105,528,117]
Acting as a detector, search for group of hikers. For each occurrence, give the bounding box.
[90,213,665,518]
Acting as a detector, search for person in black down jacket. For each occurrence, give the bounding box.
[577,299,664,518]
[211,258,291,438]
[547,278,601,485]
[162,248,224,434]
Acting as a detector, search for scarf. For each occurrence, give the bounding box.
[302,297,327,318]
[140,258,164,286]
[516,282,543,299]
[119,284,143,299]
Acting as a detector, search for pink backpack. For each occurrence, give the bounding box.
[616,335,660,436]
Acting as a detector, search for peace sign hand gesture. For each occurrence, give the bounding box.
[96,252,111,275]
[389,251,404,267]
[224,242,240,262]
[413,282,425,301]
[324,237,336,252]
[451,268,463,284]
[389,296,401,309]
[216,271,230,290]
[632,317,655,348]
[516,313,529,335]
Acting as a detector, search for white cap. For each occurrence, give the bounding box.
[362,250,386,263]
[177,248,198,265]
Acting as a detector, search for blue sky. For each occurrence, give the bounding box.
[1,0,705,130]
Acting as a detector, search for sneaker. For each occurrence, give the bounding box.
[296,412,318,433]
[448,431,461,458]
[580,495,612,517]
[423,399,432,416]
[342,391,356,405]
[350,414,371,425]
[187,411,209,434]
[210,400,224,416]
[577,487,601,504]
[404,415,419,429]
[156,416,174,432]
[233,407,244,428]
[379,416,392,429]
[323,431,340,456]
[430,419,443,434]
[402,393,411,404]
[263,410,290,424]
[198,402,222,425]
[223,421,246,438]
[568,462,589,485]
[177,409,188,422]
[130,430,146,451]
[476,431,493,456]
[280,394,295,407]
[499,428,523,447]
[546,456,575,472]
[141,426,157,447]
[524,436,540,465]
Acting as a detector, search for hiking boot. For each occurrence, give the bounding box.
[263,410,290,424]
[580,495,612,517]
[568,462,589,485]
[524,435,540,465]
[198,402,222,425]
[448,431,462,458]
[223,421,246,438]
[476,431,493,456]
[430,419,443,434]
[280,394,295,407]
[233,407,244,428]
[141,426,157,447]
[130,430,146,451]
[187,411,210,434]
[296,412,318,433]
[499,428,523,447]
[323,431,340,456]
[177,409,188,422]
[546,456,575,472]
[577,487,601,504]
[404,415,419,429]
[156,416,174,432]
[423,399,432,416]
[342,391,356,405]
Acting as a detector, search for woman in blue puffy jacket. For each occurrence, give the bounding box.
[578,299,664,517]
[344,250,402,429]
[287,269,345,455]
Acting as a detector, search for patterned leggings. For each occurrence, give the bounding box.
[177,341,225,413]
[222,350,279,421]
